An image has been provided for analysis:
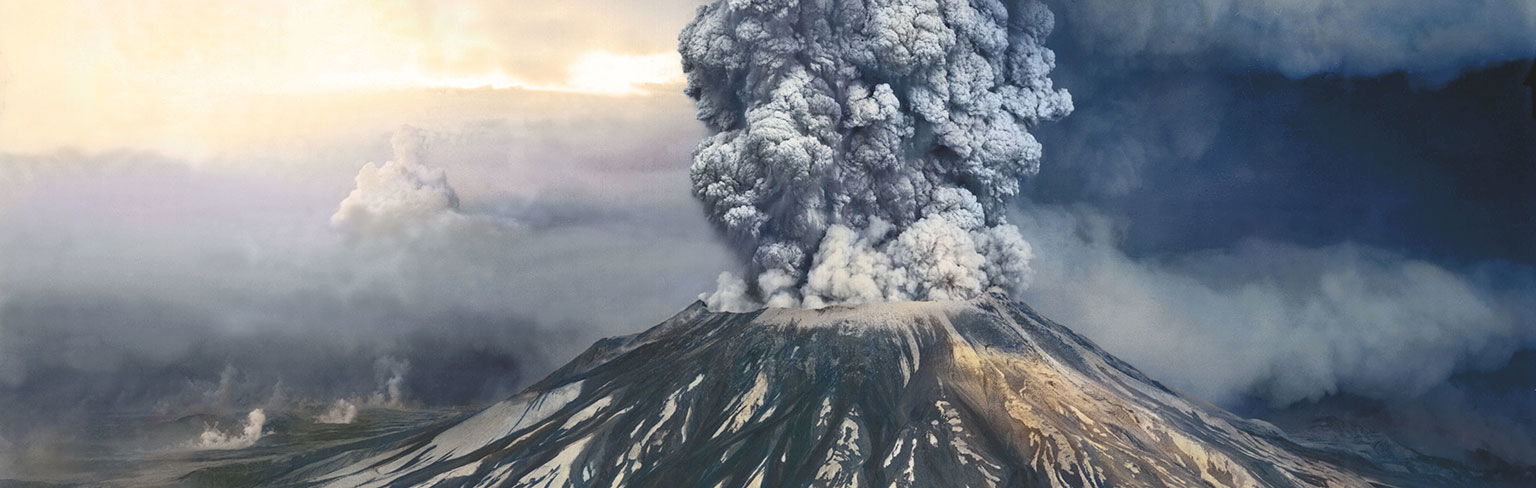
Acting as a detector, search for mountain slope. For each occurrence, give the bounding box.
[244,293,1476,487]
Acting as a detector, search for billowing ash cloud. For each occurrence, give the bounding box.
[680,0,1073,309]
[1045,0,1536,80]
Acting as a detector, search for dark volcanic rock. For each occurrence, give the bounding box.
[250,293,1482,487]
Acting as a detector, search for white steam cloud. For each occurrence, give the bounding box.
[332,126,473,239]
[1047,0,1536,79]
[329,126,527,303]
[309,358,408,424]
[370,357,410,409]
[191,409,267,450]
[681,0,1073,309]
[1018,206,1535,407]
[316,399,359,424]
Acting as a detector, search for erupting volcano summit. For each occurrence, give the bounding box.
[233,293,1474,487]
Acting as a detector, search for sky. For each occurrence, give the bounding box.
[1,0,1535,475]
[0,0,701,155]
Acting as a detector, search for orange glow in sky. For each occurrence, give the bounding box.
[0,0,695,156]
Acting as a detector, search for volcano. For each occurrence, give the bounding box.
[225,293,1482,487]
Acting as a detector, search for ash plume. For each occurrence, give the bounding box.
[680,0,1073,308]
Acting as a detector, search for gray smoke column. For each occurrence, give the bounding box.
[680,0,1073,309]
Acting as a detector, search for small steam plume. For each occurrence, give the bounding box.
[316,399,359,425]
[310,357,408,424]
[680,0,1073,308]
[190,409,266,450]
[370,356,410,409]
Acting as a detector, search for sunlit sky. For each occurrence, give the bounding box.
[0,0,704,156]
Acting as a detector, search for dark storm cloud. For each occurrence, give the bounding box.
[0,291,558,418]
[1257,351,1536,466]
[1031,60,1536,263]
[0,288,575,476]
[1017,1,1536,466]
[1045,0,1536,80]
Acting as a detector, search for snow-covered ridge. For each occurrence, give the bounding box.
[222,293,1479,487]
[755,298,968,329]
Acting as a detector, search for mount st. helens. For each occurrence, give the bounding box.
[195,293,1489,487]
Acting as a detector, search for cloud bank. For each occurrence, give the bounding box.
[0,113,732,472]
[682,0,1073,308]
[1045,0,1536,80]
[1018,206,1534,407]
[332,127,469,238]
